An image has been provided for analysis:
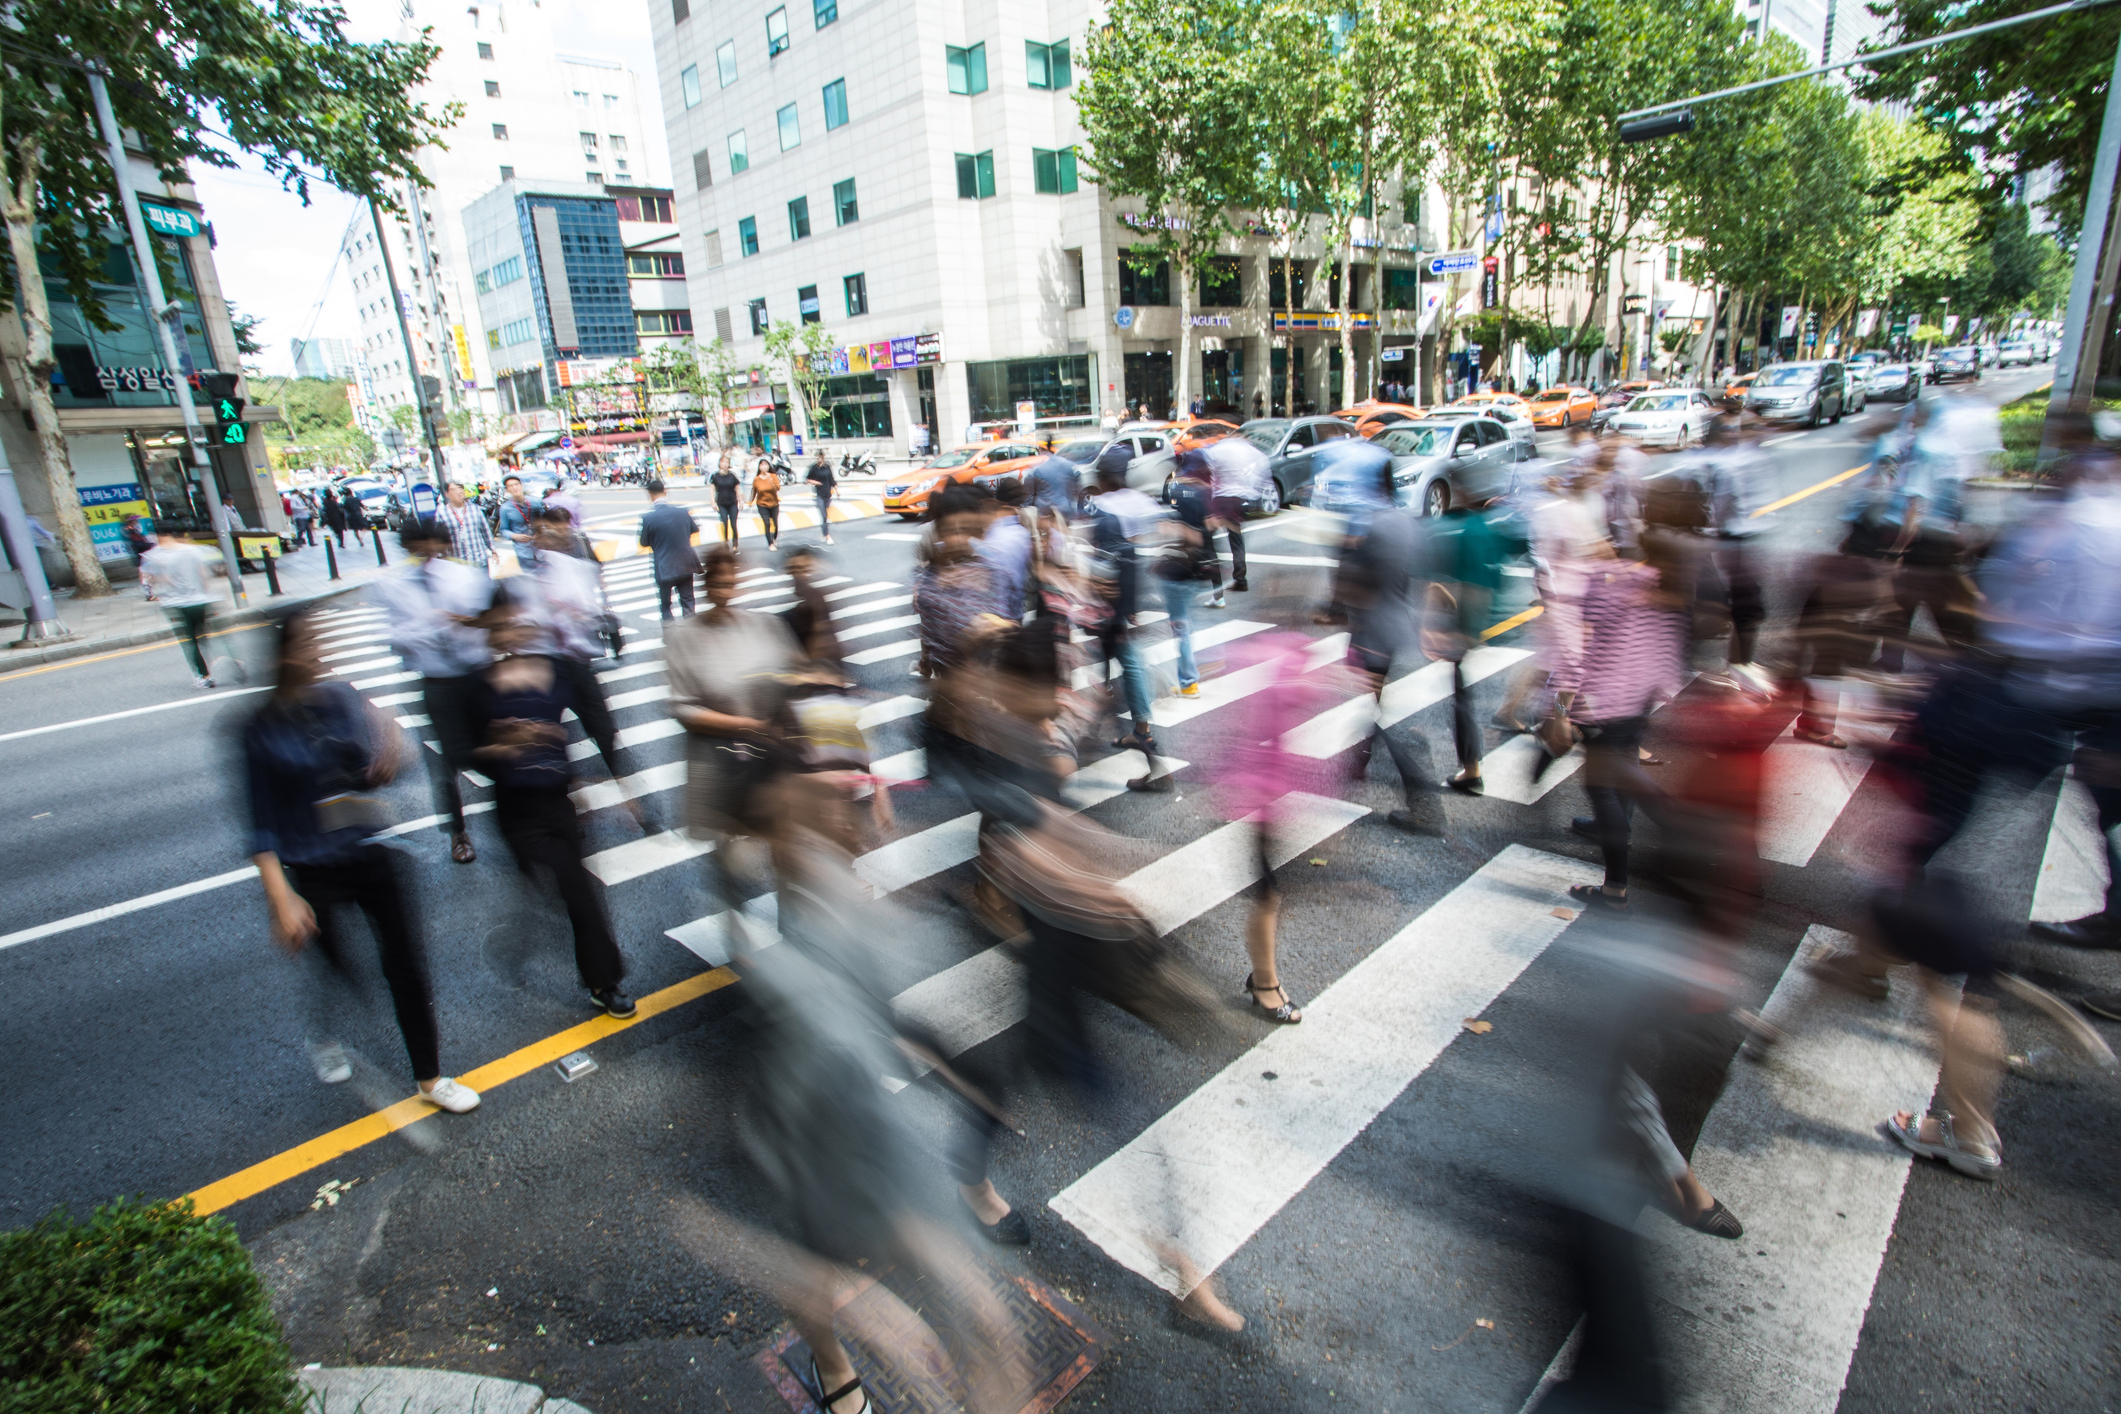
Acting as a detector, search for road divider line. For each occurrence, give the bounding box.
[1751,463,1870,518]
[0,686,272,746]
[1759,722,1875,866]
[185,967,738,1216]
[1047,844,1601,1296]
[2031,773,2106,923]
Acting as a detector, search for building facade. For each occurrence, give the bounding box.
[0,161,281,587]
[289,335,357,381]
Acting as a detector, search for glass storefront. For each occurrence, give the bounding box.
[966,355,1093,424]
[816,372,892,438]
[1122,351,1172,418]
[45,234,216,409]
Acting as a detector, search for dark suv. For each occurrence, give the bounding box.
[1742,360,1848,426]
[1929,347,1982,384]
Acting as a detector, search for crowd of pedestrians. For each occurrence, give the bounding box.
[218,384,2121,1409]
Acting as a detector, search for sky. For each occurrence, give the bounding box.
[193,0,666,378]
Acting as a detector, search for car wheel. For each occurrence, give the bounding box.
[1560,412,1570,427]
[1423,478,1449,517]
[1831,400,1843,424]
[1259,479,1283,517]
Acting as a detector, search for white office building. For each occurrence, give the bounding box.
[353,0,667,426]
[288,335,357,380]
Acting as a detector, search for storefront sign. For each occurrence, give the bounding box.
[1425,250,1479,276]
[848,344,872,374]
[451,325,476,382]
[139,200,203,240]
[1186,314,1232,328]
[1272,311,1377,332]
[1380,347,1406,363]
[80,483,151,560]
[913,332,943,365]
[96,365,178,393]
[807,333,941,376]
[555,358,643,388]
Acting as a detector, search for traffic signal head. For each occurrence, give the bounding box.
[213,394,248,445]
[200,371,241,400]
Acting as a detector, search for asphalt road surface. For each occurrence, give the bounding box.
[4,364,2115,1414]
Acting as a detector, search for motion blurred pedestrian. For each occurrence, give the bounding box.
[139,530,224,687]
[1085,463,1170,787]
[438,481,495,568]
[497,475,537,568]
[242,608,479,1112]
[1204,431,1266,593]
[712,462,744,545]
[639,477,702,619]
[374,517,492,865]
[806,450,837,545]
[750,457,783,548]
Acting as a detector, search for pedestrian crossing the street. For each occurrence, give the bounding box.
[8,540,2111,1414]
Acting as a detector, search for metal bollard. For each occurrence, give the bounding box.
[373,524,388,567]
[325,537,339,580]
[263,551,282,597]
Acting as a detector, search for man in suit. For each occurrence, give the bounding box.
[638,477,702,619]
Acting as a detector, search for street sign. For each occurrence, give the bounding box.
[1114,306,1136,329]
[1481,255,1499,310]
[1425,251,1479,276]
[559,435,574,449]
[1622,294,1646,317]
[408,482,438,517]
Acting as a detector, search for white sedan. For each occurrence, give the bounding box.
[1608,389,1718,449]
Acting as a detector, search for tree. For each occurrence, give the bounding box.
[1,0,453,595]
[1080,0,1260,416]
[642,336,751,453]
[761,320,835,443]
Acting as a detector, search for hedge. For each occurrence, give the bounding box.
[0,1198,303,1414]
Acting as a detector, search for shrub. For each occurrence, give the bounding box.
[0,1198,303,1414]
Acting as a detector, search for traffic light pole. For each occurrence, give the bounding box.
[87,67,246,607]
[369,200,450,483]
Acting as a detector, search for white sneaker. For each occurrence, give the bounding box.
[192,676,216,690]
[308,1042,352,1084]
[418,1077,481,1113]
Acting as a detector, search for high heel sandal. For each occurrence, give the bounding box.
[808,1357,869,1414]
[1243,972,1303,1024]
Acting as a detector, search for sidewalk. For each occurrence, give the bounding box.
[0,534,394,675]
[298,1365,593,1414]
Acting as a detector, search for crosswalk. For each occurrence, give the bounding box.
[6,537,2109,1413]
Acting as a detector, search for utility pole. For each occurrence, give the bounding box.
[86,66,246,608]
[369,201,449,481]
[2051,26,2121,412]
[0,438,69,643]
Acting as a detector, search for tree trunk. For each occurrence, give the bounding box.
[3,141,113,596]
[1177,245,1195,418]
[1692,287,1723,379]
[1337,235,1355,407]
[1371,173,1387,402]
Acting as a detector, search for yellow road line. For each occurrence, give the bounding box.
[186,966,738,1215]
[1751,463,1870,519]
[1480,604,1544,640]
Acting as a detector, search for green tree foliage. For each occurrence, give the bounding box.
[1,0,453,594]
[642,336,752,452]
[0,1197,304,1412]
[1856,0,2121,236]
[761,320,837,440]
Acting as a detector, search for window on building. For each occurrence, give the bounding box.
[728,129,749,172]
[639,193,674,222]
[611,135,629,152]
[715,41,739,88]
[581,131,599,151]
[499,164,515,179]
[1032,146,1077,194]
[492,122,510,139]
[822,78,848,130]
[681,63,701,107]
[738,216,759,256]
[1026,39,1071,88]
[788,196,812,241]
[814,0,836,26]
[705,229,724,266]
[477,41,494,58]
[714,307,734,341]
[833,177,858,225]
[629,252,686,276]
[955,150,995,200]
[946,43,988,94]
[1381,266,1423,309]
[1666,245,1682,281]
[1062,247,1086,307]
[475,270,491,294]
[574,90,591,106]
[487,329,501,349]
[636,310,694,335]
[966,355,1092,422]
[749,297,769,335]
[1199,254,1242,306]
[484,79,501,97]
[586,170,604,183]
[818,372,892,436]
[777,103,801,151]
[1118,250,1170,305]
[673,0,689,20]
[766,6,789,56]
[693,149,714,189]
[605,93,620,108]
[488,256,523,287]
[844,272,867,316]
[502,316,537,345]
[798,284,820,323]
[617,157,630,173]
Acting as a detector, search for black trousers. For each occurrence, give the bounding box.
[421,674,481,835]
[555,655,632,781]
[1712,538,1764,665]
[758,503,780,543]
[658,575,695,619]
[1580,716,1677,890]
[492,785,625,991]
[290,847,440,1081]
[716,504,740,542]
[1210,496,1248,583]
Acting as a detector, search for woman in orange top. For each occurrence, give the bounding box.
[748,459,782,548]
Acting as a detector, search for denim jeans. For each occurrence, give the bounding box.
[1096,619,1155,731]
[1161,578,1199,688]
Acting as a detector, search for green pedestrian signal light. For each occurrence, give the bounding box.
[213,394,247,445]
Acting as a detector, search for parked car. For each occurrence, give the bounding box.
[1743,360,1849,425]
[1591,380,1660,429]
[1172,418,1242,453]
[1372,415,1516,516]
[1717,371,1759,411]
[1440,391,1533,421]
[1101,427,1179,493]
[1234,415,1362,514]
[1928,346,1982,384]
[1863,362,1919,402]
[882,440,1043,517]
[1335,400,1426,438]
[1608,389,1720,449]
[1995,340,2036,368]
[1524,385,1599,428]
[333,477,402,529]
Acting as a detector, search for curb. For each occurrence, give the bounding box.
[298,1365,593,1414]
[0,580,367,676]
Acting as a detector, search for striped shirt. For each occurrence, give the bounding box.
[438,502,494,565]
[1564,562,1684,723]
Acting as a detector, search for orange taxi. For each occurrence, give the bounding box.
[1334,399,1426,437]
[883,440,1044,518]
[1524,386,1598,428]
[1172,417,1241,452]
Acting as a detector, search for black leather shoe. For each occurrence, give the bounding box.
[1569,816,1599,841]
[975,1208,1031,1245]
[2029,915,2121,950]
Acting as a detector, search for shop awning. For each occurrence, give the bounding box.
[510,430,563,453]
[576,431,652,447]
[729,406,769,422]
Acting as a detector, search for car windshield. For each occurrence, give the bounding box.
[926,448,982,469]
[1629,394,1689,412]
[1243,420,1290,452]
[1755,365,1816,386]
[1378,426,1451,457]
[1939,349,1975,362]
[1531,388,1572,402]
[1875,364,1908,376]
[1056,441,1103,464]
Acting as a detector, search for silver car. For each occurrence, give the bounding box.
[1608,389,1719,449]
[1104,425,1178,494]
[1370,415,1514,516]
